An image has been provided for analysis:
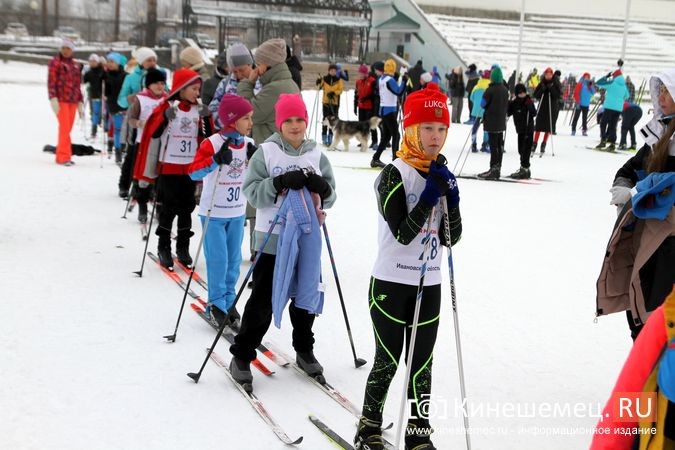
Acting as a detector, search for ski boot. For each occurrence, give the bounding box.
[176,245,193,268]
[405,421,436,450]
[354,417,385,450]
[477,165,500,180]
[297,350,324,382]
[509,166,531,179]
[530,142,537,156]
[137,202,148,224]
[571,130,576,136]
[594,140,607,150]
[107,139,114,158]
[539,141,547,156]
[227,306,241,330]
[157,245,173,270]
[370,158,386,169]
[470,142,478,153]
[605,143,616,152]
[321,134,328,146]
[628,144,637,152]
[118,187,129,199]
[327,133,333,146]
[91,124,97,140]
[480,142,490,153]
[114,148,123,165]
[370,141,379,150]
[229,357,253,393]
[582,130,588,136]
[617,143,627,151]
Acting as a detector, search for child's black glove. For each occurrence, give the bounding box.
[213,138,233,165]
[273,169,306,193]
[246,142,258,160]
[306,173,331,199]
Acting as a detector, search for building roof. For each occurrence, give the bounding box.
[191,5,370,28]
[373,10,420,32]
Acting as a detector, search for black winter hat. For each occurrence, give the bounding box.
[515,83,526,94]
[468,63,477,71]
[372,61,385,72]
[145,68,166,87]
[328,63,338,71]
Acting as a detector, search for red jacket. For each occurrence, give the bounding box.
[356,76,376,110]
[47,54,83,104]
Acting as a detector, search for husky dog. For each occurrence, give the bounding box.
[322,115,381,152]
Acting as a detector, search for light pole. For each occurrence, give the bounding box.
[515,0,525,82]
[30,1,39,37]
[620,0,632,60]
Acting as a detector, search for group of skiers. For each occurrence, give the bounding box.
[47,35,674,449]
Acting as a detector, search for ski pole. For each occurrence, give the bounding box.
[457,118,480,176]
[548,92,555,157]
[188,200,286,383]
[321,222,367,368]
[439,171,471,450]
[134,101,176,278]
[394,207,435,450]
[121,190,133,219]
[164,139,230,342]
[452,125,472,175]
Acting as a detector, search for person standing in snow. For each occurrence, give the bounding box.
[407,60,425,92]
[531,67,561,156]
[354,83,462,450]
[238,38,299,144]
[507,83,537,179]
[133,68,214,269]
[371,59,408,168]
[103,52,128,166]
[464,64,479,124]
[446,67,465,124]
[355,63,379,149]
[625,75,636,102]
[123,68,168,223]
[316,63,344,146]
[478,67,509,179]
[82,54,104,140]
[469,70,491,153]
[47,38,84,166]
[229,93,336,389]
[189,94,256,330]
[618,101,643,151]
[595,69,630,152]
[604,68,675,339]
[571,72,595,136]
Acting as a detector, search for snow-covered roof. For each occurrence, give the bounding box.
[191,5,370,28]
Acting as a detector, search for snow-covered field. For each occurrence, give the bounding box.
[0,61,646,449]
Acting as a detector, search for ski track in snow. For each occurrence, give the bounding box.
[0,61,639,449]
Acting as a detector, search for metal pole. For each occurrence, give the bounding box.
[515,0,525,82]
[620,0,632,60]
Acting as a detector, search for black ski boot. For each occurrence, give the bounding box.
[370,158,386,169]
[176,245,192,268]
[354,417,385,450]
[509,167,531,179]
[157,245,173,269]
[107,139,114,158]
[477,165,500,180]
[617,143,627,151]
[227,306,241,330]
[207,305,227,328]
[405,421,436,450]
[114,148,123,165]
[118,187,129,199]
[530,141,537,156]
[91,124,97,139]
[594,140,607,150]
[605,142,616,152]
[470,142,478,153]
[297,350,324,381]
[138,202,148,224]
[229,357,253,392]
[539,141,546,155]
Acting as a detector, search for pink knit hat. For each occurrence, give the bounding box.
[274,93,308,130]
[358,64,369,75]
[218,94,253,130]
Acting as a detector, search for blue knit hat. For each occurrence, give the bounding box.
[106,52,127,67]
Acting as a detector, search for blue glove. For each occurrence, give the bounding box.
[446,172,460,208]
[420,160,454,206]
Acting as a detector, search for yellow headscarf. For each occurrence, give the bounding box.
[396,124,447,173]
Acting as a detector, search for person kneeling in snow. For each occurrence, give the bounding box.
[188,94,256,329]
[229,93,336,389]
[355,83,462,450]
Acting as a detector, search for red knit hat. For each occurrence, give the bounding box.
[544,67,553,75]
[274,93,308,130]
[582,72,591,79]
[168,68,202,99]
[402,82,449,128]
[218,94,253,129]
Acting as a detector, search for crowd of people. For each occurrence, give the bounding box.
[45,36,673,449]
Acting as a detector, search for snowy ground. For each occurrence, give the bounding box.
[0,61,646,449]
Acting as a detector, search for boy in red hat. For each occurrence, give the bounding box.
[229,93,336,390]
[134,68,213,269]
[188,94,256,328]
[354,82,462,450]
